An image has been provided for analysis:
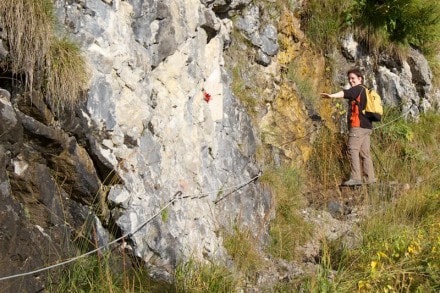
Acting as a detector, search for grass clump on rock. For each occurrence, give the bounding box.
[0,0,88,111]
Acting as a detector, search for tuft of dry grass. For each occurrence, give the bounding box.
[174,260,237,293]
[45,38,88,111]
[0,0,88,112]
[223,225,266,279]
[0,0,54,90]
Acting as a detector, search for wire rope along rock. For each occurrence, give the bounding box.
[0,173,262,281]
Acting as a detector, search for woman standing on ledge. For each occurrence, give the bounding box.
[320,68,376,186]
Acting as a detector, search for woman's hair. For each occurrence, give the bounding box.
[347,67,364,83]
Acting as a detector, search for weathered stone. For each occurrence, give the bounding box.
[407,47,432,96]
[0,145,91,291]
[0,88,23,154]
[0,40,8,59]
[208,0,252,13]
[341,33,360,61]
[260,25,278,56]
[235,5,278,65]
[48,138,102,205]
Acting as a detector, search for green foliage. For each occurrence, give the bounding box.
[340,190,440,292]
[373,110,440,185]
[301,0,354,53]
[161,207,169,222]
[301,0,440,55]
[261,166,312,260]
[307,126,349,188]
[50,253,164,292]
[174,260,237,293]
[303,240,342,292]
[306,112,440,292]
[352,0,440,52]
[223,225,265,279]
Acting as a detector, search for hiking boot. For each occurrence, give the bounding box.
[342,179,363,186]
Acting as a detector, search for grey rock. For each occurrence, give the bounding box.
[407,47,432,96]
[259,25,278,56]
[0,89,23,153]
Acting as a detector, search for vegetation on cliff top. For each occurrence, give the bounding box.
[302,0,440,56]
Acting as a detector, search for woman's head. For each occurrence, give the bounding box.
[347,68,363,87]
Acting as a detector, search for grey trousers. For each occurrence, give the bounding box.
[347,127,376,183]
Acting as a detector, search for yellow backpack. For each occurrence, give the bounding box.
[362,86,383,122]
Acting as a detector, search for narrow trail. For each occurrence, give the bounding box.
[246,180,410,290]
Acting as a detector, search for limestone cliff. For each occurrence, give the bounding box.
[0,0,438,291]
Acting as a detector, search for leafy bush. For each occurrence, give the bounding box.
[301,0,440,55]
[352,0,440,53]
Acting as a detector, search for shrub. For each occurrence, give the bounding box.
[352,0,440,54]
[301,0,440,56]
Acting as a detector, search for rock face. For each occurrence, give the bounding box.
[0,90,95,291]
[52,0,272,281]
[341,33,440,117]
[0,0,439,290]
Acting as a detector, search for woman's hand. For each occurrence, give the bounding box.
[320,91,344,99]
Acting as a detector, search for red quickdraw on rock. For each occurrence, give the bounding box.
[203,90,212,103]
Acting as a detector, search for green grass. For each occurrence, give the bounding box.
[373,110,440,185]
[302,0,440,57]
[335,188,440,292]
[49,253,167,292]
[261,166,313,260]
[222,225,266,280]
[45,38,88,112]
[174,260,237,293]
[353,0,440,53]
[0,0,88,112]
[0,0,54,90]
[301,112,440,292]
[307,126,349,189]
[301,0,353,53]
